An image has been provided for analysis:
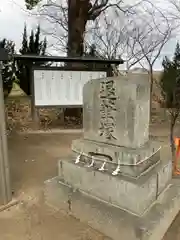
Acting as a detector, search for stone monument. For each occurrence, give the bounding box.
[45,73,180,240]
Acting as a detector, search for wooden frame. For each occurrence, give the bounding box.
[31,65,108,108]
[13,54,124,123]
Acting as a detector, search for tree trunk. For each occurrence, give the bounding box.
[65,0,91,125]
[149,66,154,122]
[170,113,178,158]
[67,0,90,57]
[17,64,31,96]
[19,76,31,95]
[3,83,13,99]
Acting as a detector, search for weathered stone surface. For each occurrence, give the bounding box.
[72,139,160,165]
[83,73,150,148]
[72,149,160,179]
[73,73,161,178]
[103,152,160,178]
[44,177,180,240]
[72,138,161,177]
[157,160,172,196]
[57,158,172,216]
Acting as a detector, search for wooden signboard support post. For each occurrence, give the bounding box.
[0,48,12,205]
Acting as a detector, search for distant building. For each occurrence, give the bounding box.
[130,67,147,73]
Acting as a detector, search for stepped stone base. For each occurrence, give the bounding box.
[57,159,171,216]
[72,139,161,179]
[44,158,180,240]
[44,176,180,240]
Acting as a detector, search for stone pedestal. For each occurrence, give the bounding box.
[45,161,180,240]
[44,74,180,240]
[72,139,160,178]
[57,156,172,216]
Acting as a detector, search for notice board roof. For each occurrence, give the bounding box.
[13,54,124,65]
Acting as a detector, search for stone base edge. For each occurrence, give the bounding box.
[44,177,180,240]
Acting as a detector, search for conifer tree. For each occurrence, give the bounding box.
[0,39,15,97]
[160,42,180,156]
[16,24,47,95]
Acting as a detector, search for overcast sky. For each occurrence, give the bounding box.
[0,0,34,50]
[0,0,178,70]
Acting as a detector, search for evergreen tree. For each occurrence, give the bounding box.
[174,42,180,63]
[16,24,47,95]
[28,30,35,54]
[160,42,180,156]
[87,44,96,57]
[20,24,28,55]
[160,43,180,109]
[0,39,15,97]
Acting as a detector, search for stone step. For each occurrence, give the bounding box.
[55,159,172,216]
[44,176,180,240]
[72,139,161,178]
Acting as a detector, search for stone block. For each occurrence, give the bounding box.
[83,73,150,148]
[44,177,180,240]
[57,158,172,216]
[157,160,172,196]
[72,138,161,178]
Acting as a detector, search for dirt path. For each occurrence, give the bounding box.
[0,128,179,240]
[2,132,105,240]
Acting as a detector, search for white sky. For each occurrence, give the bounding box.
[0,0,178,70]
[0,0,36,50]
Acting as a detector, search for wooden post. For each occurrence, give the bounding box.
[30,65,40,127]
[0,48,12,205]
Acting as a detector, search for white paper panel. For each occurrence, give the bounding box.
[33,70,107,106]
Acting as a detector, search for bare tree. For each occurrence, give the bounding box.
[25,0,143,56]
[88,10,152,70]
[127,2,171,66]
[88,1,173,117]
[89,1,173,71]
[86,11,126,59]
[125,1,173,114]
[166,0,180,23]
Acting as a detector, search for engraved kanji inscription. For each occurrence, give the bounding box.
[99,80,117,140]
